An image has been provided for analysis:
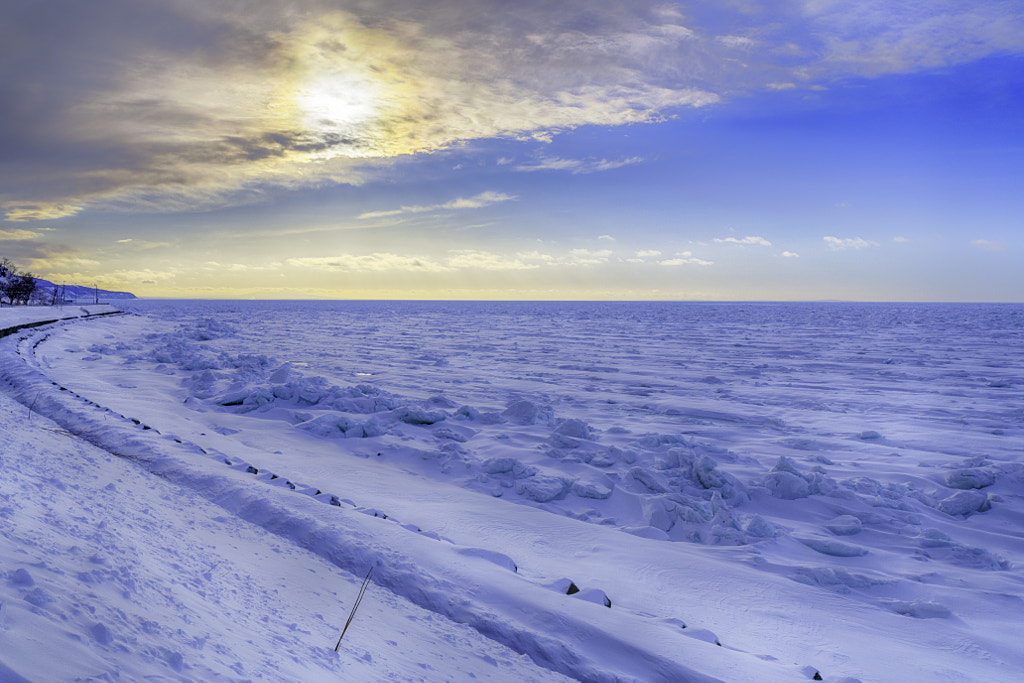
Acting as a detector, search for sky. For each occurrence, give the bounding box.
[1,0,1022,301]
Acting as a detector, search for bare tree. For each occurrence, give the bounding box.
[0,259,37,305]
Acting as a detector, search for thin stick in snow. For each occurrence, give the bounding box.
[335,567,373,651]
[28,391,40,422]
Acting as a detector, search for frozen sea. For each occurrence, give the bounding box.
[2,300,1023,682]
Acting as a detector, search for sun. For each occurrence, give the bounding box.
[272,12,420,161]
[298,71,380,151]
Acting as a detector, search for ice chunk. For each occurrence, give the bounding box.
[629,467,669,493]
[10,568,34,586]
[572,480,613,499]
[743,514,778,539]
[393,407,447,425]
[502,400,545,425]
[796,536,868,557]
[825,515,863,536]
[772,455,804,477]
[764,471,810,499]
[517,475,570,502]
[296,413,362,438]
[553,418,593,440]
[481,457,517,474]
[268,363,293,383]
[887,600,952,619]
[944,467,997,490]
[936,490,990,516]
[90,622,114,645]
[681,628,720,645]
[790,567,892,589]
[574,587,611,608]
[453,546,517,573]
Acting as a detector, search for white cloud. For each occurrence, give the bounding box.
[598,234,616,241]
[797,1,1024,78]
[893,236,910,243]
[824,236,878,251]
[515,250,556,263]
[358,192,516,220]
[714,235,772,246]
[717,35,756,49]
[971,239,1005,252]
[446,250,539,270]
[782,251,800,258]
[287,246,623,273]
[2,202,81,222]
[635,249,662,258]
[0,229,41,241]
[116,238,171,250]
[565,249,614,266]
[287,254,451,272]
[659,251,712,266]
[514,156,645,174]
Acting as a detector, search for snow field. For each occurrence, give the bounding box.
[3,312,803,682]
[3,301,1024,681]
[0,310,578,681]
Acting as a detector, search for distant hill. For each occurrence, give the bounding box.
[34,279,137,302]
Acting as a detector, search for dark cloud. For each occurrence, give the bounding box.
[3,0,1021,219]
[0,237,81,264]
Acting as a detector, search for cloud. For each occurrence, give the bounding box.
[714,235,772,246]
[796,1,1024,77]
[781,251,800,258]
[0,229,41,241]
[446,250,540,270]
[116,238,171,250]
[4,0,1020,220]
[824,236,878,251]
[204,261,281,272]
[659,251,712,266]
[893,236,911,243]
[635,250,662,258]
[0,2,717,218]
[2,203,82,222]
[514,156,646,174]
[717,35,756,49]
[565,249,614,266]
[358,192,516,219]
[287,246,619,273]
[287,254,450,272]
[598,235,616,241]
[971,239,1005,252]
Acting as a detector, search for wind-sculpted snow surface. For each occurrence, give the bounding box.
[3,301,1024,682]
[89,302,1023,549]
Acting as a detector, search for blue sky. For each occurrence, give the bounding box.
[1,0,1022,300]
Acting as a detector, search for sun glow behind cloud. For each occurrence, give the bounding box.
[1,1,735,222]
